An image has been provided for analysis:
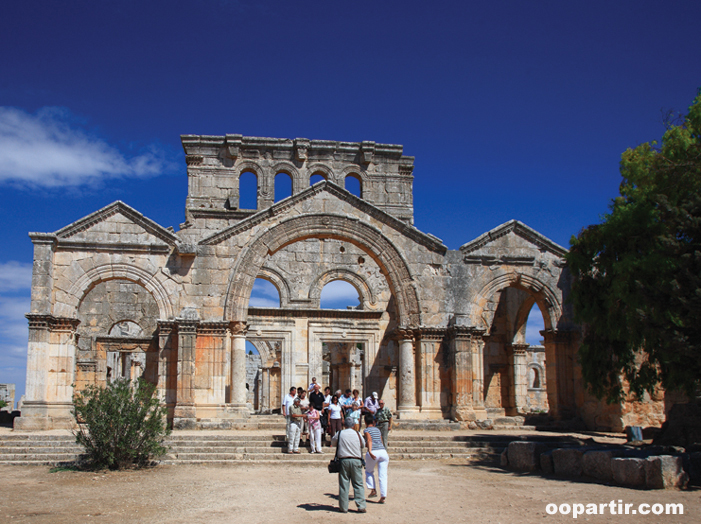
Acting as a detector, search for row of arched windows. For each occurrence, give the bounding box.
[238,172,362,209]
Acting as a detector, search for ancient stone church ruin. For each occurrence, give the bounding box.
[15,134,662,431]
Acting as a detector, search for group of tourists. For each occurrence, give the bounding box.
[280,379,393,512]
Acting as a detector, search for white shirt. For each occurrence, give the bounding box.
[282,393,296,415]
[328,403,343,419]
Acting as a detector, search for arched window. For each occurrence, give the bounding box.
[310,173,326,186]
[274,172,292,202]
[320,280,360,310]
[531,367,541,389]
[249,278,281,308]
[525,303,545,345]
[239,171,258,210]
[344,174,362,197]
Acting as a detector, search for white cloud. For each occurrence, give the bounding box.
[0,107,173,188]
[0,261,32,292]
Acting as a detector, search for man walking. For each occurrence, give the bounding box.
[374,399,393,447]
[331,417,367,513]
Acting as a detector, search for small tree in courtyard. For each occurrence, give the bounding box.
[567,90,701,402]
[73,378,170,469]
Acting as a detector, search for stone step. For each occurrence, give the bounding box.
[0,446,84,453]
[165,445,501,454]
[0,453,83,461]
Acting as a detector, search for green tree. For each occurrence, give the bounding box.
[73,378,170,469]
[567,91,701,402]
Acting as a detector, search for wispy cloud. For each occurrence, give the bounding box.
[0,261,32,292]
[320,280,359,309]
[0,107,174,188]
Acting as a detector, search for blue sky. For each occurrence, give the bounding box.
[1,1,700,401]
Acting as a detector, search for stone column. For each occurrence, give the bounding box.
[541,329,578,419]
[261,367,270,413]
[15,315,80,430]
[27,234,56,315]
[415,328,445,419]
[229,321,249,416]
[396,328,419,418]
[510,343,529,415]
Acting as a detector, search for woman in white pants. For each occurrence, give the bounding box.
[306,406,323,453]
[363,414,389,503]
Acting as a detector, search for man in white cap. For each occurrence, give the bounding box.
[363,391,380,417]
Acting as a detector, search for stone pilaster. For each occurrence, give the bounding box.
[157,320,177,407]
[414,327,446,419]
[28,234,56,315]
[541,329,579,419]
[173,319,198,427]
[395,327,419,418]
[447,326,488,421]
[15,315,80,430]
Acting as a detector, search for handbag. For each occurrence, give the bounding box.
[328,432,342,473]
[327,430,365,472]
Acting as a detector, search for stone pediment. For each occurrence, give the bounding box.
[199,181,446,253]
[459,220,567,265]
[45,201,183,253]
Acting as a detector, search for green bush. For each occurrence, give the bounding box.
[73,378,170,470]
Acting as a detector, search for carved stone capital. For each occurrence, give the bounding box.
[447,325,486,341]
[540,329,578,344]
[510,343,530,356]
[393,327,415,342]
[229,321,249,337]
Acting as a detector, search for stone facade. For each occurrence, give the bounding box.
[15,134,658,431]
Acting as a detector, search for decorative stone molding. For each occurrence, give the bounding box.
[25,314,81,331]
[229,321,248,336]
[185,155,203,166]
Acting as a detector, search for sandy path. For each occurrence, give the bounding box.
[0,461,698,524]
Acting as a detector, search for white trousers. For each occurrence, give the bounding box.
[309,426,323,452]
[287,423,301,452]
[365,449,389,497]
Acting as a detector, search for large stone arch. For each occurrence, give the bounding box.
[55,263,175,319]
[308,268,378,309]
[224,214,420,326]
[469,270,563,331]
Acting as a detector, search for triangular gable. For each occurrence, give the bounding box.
[460,220,568,259]
[54,201,180,246]
[199,181,446,253]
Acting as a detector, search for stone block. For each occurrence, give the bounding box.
[645,456,689,489]
[552,448,584,477]
[507,441,546,472]
[612,457,647,488]
[540,450,554,474]
[583,450,620,481]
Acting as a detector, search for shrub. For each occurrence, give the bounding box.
[73,378,170,470]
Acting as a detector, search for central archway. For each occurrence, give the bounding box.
[223,214,421,326]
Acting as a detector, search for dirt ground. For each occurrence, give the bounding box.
[0,461,698,524]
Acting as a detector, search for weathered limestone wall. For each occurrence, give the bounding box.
[15,133,664,432]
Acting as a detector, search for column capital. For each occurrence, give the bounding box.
[510,343,530,355]
[393,327,415,342]
[229,320,249,337]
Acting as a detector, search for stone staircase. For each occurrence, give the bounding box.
[0,432,584,467]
